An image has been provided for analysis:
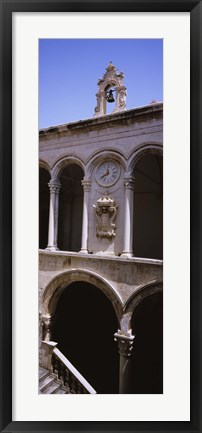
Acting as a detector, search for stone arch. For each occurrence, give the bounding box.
[121,281,163,331]
[42,269,123,322]
[56,161,85,252]
[46,269,121,394]
[128,142,163,174]
[87,149,127,177]
[129,283,163,394]
[51,154,85,180]
[39,159,51,174]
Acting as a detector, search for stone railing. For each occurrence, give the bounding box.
[41,341,96,394]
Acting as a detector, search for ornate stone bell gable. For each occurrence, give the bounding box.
[94,61,127,117]
[93,195,117,240]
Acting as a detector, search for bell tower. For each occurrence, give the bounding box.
[94,62,127,117]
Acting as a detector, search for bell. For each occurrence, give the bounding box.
[106,89,115,103]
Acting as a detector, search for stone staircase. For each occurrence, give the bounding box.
[40,342,97,394]
[39,367,68,394]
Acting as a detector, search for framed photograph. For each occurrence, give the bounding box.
[1,1,201,432]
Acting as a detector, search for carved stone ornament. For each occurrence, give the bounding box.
[48,180,61,194]
[93,195,117,240]
[42,314,51,327]
[114,331,135,358]
[116,338,134,357]
[41,314,54,341]
[94,61,127,117]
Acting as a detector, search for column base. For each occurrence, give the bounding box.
[121,252,134,258]
[45,246,59,252]
[79,249,89,254]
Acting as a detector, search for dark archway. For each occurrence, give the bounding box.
[39,167,50,249]
[51,281,119,394]
[133,153,163,259]
[58,164,84,252]
[131,292,163,393]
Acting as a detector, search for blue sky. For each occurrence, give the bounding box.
[39,39,163,129]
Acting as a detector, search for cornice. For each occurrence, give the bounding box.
[39,103,163,139]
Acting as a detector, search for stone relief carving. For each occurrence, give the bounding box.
[115,337,134,357]
[94,93,101,113]
[119,90,126,108]
[93,195,117,240]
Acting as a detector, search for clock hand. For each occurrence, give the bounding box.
[100,168,109,178]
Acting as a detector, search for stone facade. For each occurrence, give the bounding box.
[40,104,163,254]
[39,67,163,393]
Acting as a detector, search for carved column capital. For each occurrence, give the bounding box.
[41,314,54,340]
[81,179,91,192]
[114,330,135,358]
[48,180,61,194]
[41,314,54,330]
[123,175,135,190]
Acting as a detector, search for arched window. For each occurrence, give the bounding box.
[58,164,84,252]
[39,167,50,249]
[133,153,163,259]
[131,292,163,393]
[51,281,119,394]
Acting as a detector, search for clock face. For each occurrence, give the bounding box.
[95,160,120,187]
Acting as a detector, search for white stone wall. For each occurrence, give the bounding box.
[39,105,163,256]
[88,164,124,255]
[39,250,163,321]
[40,111,163,175]
[39,104,163,364]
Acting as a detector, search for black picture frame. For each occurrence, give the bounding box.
[0,1,201,432]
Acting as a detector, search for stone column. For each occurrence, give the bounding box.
[114,330,135,394]
[46,180,61,251]
[80,179,91,253]
[41,314,54,342]
[121,175,135,258]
